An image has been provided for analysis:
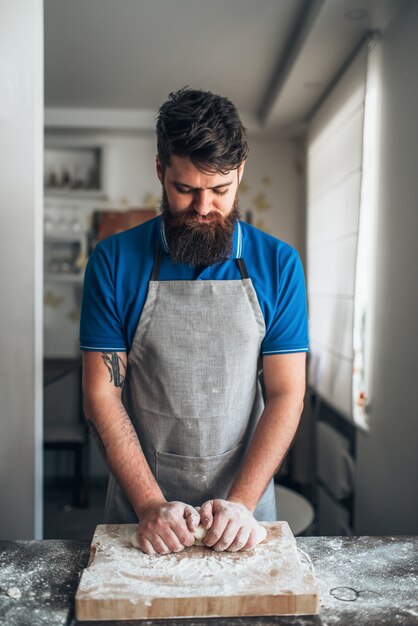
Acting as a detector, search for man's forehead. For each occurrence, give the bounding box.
[166,155,235,184]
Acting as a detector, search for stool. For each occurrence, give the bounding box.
[275,484,315,535]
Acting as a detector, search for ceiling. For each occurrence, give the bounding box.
[44,0,404,136]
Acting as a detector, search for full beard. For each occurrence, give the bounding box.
[161,189,241,267]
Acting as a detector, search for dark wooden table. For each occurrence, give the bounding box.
[0,535,417,626]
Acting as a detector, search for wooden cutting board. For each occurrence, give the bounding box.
[75,522,319,620]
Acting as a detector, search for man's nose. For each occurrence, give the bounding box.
[193,190,211,216]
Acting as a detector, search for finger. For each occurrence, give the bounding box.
[243,524,266,550]
[169,517,196,548]
[184,505,200,532]
[227,526,251,552]
[138,537,156,555]
[203,509,229,547]
[199,500,214,530]
[213,521,240,552]
[148,533,173,555]
[160,526,191,553]
[243,529,257,550]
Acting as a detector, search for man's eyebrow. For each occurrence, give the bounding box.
[173,180,233,190]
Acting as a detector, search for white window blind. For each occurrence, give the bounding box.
[306,45,367,419]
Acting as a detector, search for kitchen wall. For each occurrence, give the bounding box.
[239,136,306,255]
[0,0,43,539]
[96,131,161,209]
[355,0,418,534]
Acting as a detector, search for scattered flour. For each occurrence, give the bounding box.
[297,535,418,626]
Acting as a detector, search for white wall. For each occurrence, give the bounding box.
[104,132,161,207]
[240,137,305,254]
[0,0,43,539]
[355,0,418,534]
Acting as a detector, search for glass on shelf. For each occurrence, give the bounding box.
[44,240,85,277]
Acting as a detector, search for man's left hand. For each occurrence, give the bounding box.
[198,499,266,552]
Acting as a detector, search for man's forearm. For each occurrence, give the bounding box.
[84,394,165,517]
[227,393,303,511]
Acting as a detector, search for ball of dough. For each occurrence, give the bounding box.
[193,506,207,546]
[256,523,267,545]
[193,523,207,546]
[130,531,140,549]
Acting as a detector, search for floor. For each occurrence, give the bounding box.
[43,479,107,540]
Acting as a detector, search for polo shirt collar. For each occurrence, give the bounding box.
[159,216,243,259]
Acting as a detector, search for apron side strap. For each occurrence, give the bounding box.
[236,257,249,279]
[150,246,163,281]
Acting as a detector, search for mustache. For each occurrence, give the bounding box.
[164,208,225,229]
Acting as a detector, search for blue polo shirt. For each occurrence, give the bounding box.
[80,216,309,355]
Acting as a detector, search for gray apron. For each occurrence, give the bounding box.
[104,247,277,523]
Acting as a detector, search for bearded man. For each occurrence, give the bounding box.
[80,88,309,555]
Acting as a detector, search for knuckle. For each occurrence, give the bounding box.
[226,544,240,552]
[159,506,171,522]
[172,544,185,553]
[142,522,154,534]
[183,535,195,547]
[202,535,216,547]
[172,538,185,551]
[139,539,154,555]
[154,518,164,531]
[222,532,236,546]
[208,530,222,543]
[154,538,170,553]
[138,538,147,551]
[166,513,176,525]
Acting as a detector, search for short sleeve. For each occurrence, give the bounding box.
[79,245,127,351]
[261,249,309,355]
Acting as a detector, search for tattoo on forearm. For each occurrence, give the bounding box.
[87,420,107,459]
[101,352,126,387]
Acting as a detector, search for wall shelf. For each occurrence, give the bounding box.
[44,274,84,284]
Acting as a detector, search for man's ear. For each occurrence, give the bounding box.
[156,155,164,184]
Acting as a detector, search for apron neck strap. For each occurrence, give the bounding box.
[151,246,249,280]
[236,257,249,279]
[150,245,163,281]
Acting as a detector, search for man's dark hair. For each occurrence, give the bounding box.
[156,87,249,175]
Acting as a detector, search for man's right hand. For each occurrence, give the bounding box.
[135,500,200,555]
